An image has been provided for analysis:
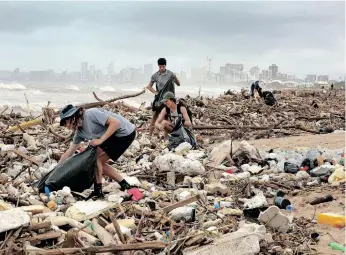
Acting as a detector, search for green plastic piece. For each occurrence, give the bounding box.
[329,242,346,252]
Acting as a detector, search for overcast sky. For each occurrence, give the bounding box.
[0,1,344,79]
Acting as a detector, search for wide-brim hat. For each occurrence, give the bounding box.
[59,104,80,126]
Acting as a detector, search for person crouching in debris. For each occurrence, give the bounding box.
[249,80,264,103]
[59,104,136,199]
[155,92,197,149]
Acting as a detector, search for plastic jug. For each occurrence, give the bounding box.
[328,165,345,184]
[317,213,345,228]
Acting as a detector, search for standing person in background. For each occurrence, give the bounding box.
[146,58,180,138]
[249,80,264,103]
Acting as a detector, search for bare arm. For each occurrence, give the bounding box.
[155,108,167,130]
[59,142,80,163]
[100,117,121,142]
[173,74,181,86]
[146,82,158,95]
[180,107,192,127]
[146,75,158,95]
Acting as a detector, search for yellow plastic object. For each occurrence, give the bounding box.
[317,213,345,229]
[328,165,345,184]
[7,118,42,132]
[47,200,57,210]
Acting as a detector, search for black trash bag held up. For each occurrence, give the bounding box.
[152,76,176,112]
[36,147,97,193]
[167,116,197,151]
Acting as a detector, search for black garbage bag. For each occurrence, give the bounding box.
[284,162,299,174]
[263,91,277,106]
[167,116,197,151]
[36,147,97,193]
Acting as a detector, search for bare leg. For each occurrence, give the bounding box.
[162,120,173,140]
[98,152,124,182]
[149,111,159,138]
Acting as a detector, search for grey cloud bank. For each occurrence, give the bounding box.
[0,1,344,78]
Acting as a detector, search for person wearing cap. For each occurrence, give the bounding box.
[59,105,136,199]
[155,91,192,140]
[250,80,264,102]
[146,58,180,138]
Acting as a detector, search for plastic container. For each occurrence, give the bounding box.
[329,242,346,252]
[1,144,15,152]
[317,213,345,228]
[328,166,345,184]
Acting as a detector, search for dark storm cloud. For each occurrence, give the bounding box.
[0,1,344,75]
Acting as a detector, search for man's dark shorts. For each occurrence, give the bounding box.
[100,130,136,161]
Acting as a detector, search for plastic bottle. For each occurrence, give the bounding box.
[310,194,333,205]
[328,242,346,252]
[1,144,15,152]
[317,213,345,228]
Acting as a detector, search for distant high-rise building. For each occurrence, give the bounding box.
[191,67,207,82]
[306,74,317,83]
[180,71,187,80]
[107,62,114,81]
[144,64,153,81]
[262,70,269,81]
[317,75,329,82]
[89,65,96,81]
[80,62,88,81]
[269,64,278,79]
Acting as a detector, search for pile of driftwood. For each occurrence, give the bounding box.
[184,89,345,140]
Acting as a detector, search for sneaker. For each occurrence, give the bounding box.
[85,190,104,200]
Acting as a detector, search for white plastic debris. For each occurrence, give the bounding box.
[295,171,310,181]
[0,208,30,233]
[207,140,233,167]
[153,153,205,176]
[240,190,268,209]
[23,133,38,150]
[248,165,262,174]
[139,135,151,146]
[258,206,290,232]
[175,142,192,155]
[241,164,251,172]
[169,206,195,221]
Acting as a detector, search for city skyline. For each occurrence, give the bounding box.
[0,59,340,86]
[0,2,344,79]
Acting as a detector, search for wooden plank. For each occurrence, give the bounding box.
[161,195,200,213]
[9,150,40,166]
[31,242,167,255]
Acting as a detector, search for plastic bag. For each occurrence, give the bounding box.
[36,147,97,192]
[284,162,299,174]
[167,116,197,151]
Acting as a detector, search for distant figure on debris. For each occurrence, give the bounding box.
[59,104,136,199]
[155,92,196,150]
[146,58,180,138]
[249,80,264,102]
[330,83,334,90]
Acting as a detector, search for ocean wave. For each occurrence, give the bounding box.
[0,83,27,90]
[66,85,80,91]
[29,89,45,95]
[120,87,144,92]
[98,86,116,92]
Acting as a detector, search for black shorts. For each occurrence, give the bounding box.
[100,130,136,161]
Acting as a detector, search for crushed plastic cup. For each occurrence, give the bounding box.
[128,188,143,201]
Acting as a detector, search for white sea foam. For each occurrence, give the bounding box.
[0,83,27,90]
[29,89,45,95]
[98,86,116,92]
[67,85,80,91]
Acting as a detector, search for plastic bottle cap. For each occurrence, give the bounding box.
[286,205,293,211]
